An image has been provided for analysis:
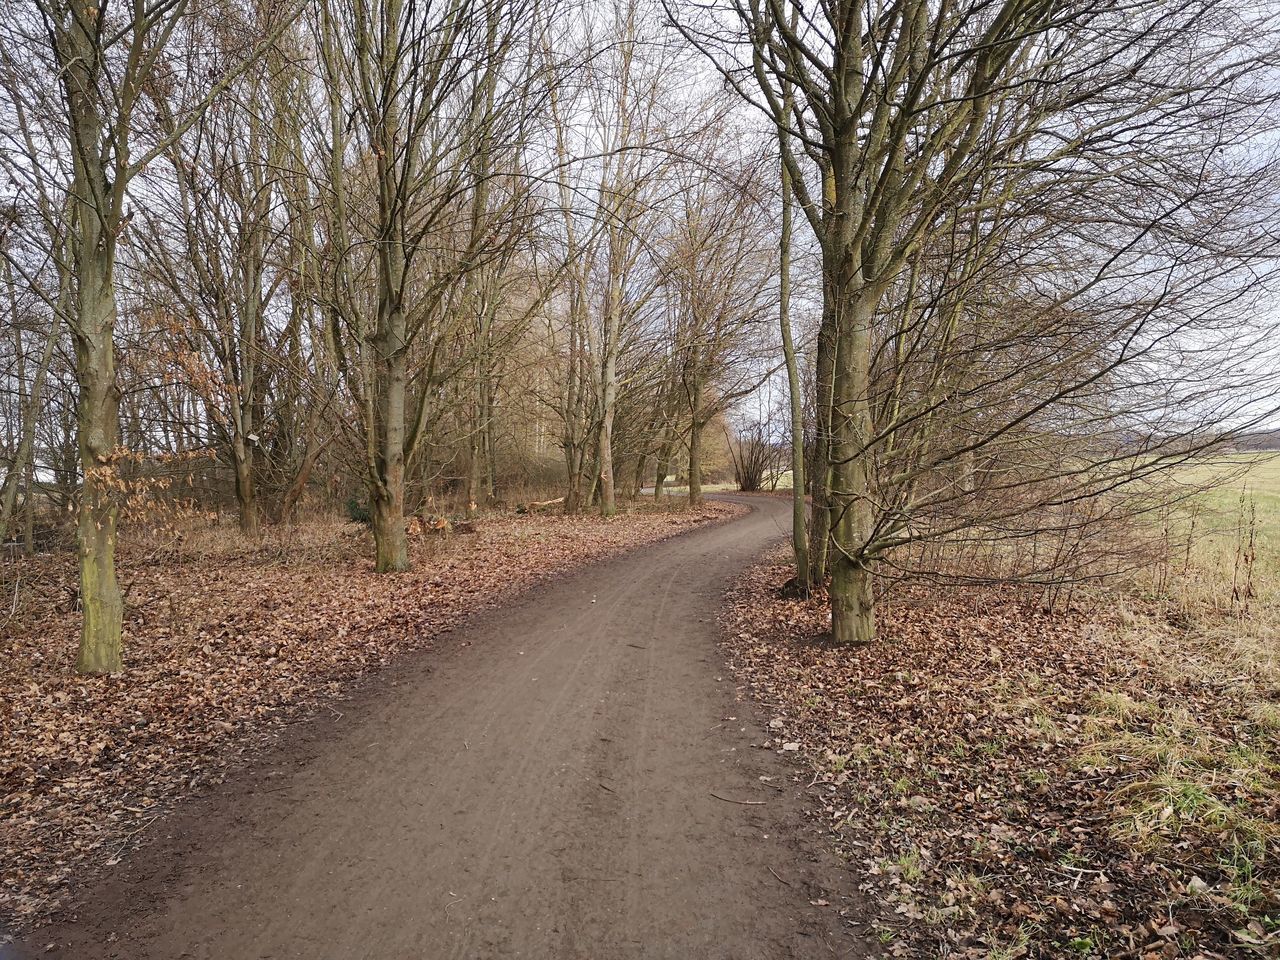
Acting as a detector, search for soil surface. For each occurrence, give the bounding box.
[10,496,872,960]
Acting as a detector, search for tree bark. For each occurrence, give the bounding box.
[778,156,810,592]
[232,440,259,537]
[367,0,411,572]
[597,406,616,516]
[63,0,124,673]
[687,418,704,506]
[596,269,620,517]
[808,296,835,585]
[829,555,875,644]
[371,480,408,573]
[826,271,877,645]
[596,267,620,516]
[74,267,124,673]
[370,336,409,571]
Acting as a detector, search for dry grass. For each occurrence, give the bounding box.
[1153,453,1280,621]
[1076,453,1280,940]
[714,453,1280,955]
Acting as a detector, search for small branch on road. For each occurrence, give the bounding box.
[567,763,618,794]
[105,815,160,866]
[710,792,766,805]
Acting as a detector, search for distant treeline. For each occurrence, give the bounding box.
[1233,431,1280,452]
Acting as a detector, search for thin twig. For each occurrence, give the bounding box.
[106,814,159,864]
[567,764,617,794]
[710,791,765,805]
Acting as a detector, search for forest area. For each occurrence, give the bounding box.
[3,0,1280,956]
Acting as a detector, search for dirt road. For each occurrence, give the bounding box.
[19,496,871,960]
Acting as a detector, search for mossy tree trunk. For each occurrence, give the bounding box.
[74,270,125,673]
[61,0,125,673]
[232,440,260,538]
[778,154,810,592]
[687,416,704,506]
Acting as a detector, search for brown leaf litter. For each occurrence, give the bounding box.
[1,502,738,931]
[722,548,1279,959]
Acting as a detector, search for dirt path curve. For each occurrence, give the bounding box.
[19,496,872,960]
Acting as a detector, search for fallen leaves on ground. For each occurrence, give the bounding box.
[0,501,738,930]
[722,549,1279,959]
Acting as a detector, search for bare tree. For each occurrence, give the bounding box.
[543,0,691,515]
[674,0,1280,643]
[662,145,775,505]
[1,0,291,671]
[133,16,310,537]
[306,0,541,569]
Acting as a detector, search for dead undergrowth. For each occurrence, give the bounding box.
[0,500,738,931]
[722,551,1279,959]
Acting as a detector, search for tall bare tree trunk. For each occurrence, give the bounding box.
[596,283,620,516]
[73,248,124,673]
[364,0,411,573]
[62,1,124,673]
[687,417,703,506]
[779,156,810,591]
[827,277,876,645]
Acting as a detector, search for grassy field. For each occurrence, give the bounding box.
[1180,451,1280,582]
[1084,452,1280,947]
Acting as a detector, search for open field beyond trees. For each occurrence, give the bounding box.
[722,458,1280,958]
